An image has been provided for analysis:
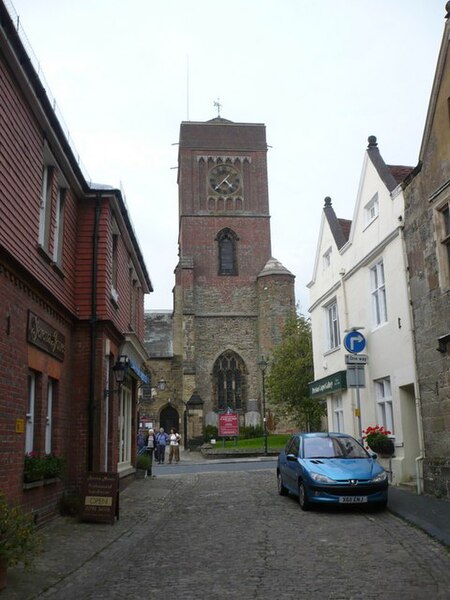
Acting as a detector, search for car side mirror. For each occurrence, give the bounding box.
[286,453,297,462]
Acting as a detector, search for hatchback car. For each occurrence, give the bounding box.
[277,432,388,510]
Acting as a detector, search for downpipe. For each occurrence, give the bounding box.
[415,455,424,495]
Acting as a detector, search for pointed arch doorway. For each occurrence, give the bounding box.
[159,405,180,433]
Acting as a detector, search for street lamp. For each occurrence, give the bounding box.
[257,356,269,456]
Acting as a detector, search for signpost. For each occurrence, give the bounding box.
[218,410,239,446]
[343,330,366,441]
[343,331,366,354]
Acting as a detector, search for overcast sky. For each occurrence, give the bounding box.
[8,0,446,313]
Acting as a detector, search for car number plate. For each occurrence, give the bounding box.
[339,496,368,504]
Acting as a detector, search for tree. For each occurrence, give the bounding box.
[266,312,325,431]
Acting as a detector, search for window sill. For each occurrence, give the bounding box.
[23,477,60,490]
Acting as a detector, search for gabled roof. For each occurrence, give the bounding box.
[366,136,413,191]
[323,197,351,250]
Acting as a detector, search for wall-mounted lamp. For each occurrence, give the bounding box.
[105,355,129,396]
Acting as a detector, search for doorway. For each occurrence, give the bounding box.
[159,405,180,433]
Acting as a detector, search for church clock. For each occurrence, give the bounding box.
[208,164,241,195]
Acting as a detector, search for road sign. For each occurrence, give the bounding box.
[345,354,368,365]
[343,330,366,353]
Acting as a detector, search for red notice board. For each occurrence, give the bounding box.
[218,412,239,437]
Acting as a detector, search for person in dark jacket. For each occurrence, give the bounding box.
[156,427,169,464]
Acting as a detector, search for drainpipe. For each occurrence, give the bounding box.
[88,194,101,471]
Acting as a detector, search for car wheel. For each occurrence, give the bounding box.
[298,481,311,511]
[277,471,288,496]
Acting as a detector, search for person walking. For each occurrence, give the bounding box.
[168,428,181,464]
[146,428,157,476]
[156,427,169,464]
[137,428,147,455]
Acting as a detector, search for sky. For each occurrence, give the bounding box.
[7,0,446,314]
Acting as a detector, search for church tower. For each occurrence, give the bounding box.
[172,117,295,440]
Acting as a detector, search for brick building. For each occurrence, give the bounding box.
[144,118,295,444]
[403,6,450,498]
[0,1,151,521]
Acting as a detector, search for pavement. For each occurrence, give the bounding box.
[2,448,450,598]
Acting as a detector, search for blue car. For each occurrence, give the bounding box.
[277,432,388,510]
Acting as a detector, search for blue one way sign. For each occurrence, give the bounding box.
[343,331,366,353]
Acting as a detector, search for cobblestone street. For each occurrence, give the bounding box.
[5,469,450,599]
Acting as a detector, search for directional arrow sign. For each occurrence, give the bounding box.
[343,331,366,354]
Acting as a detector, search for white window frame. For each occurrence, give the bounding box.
[365,193,379,226]
[26,372,36,454]
[370,259,387,326]
[118,385,132,469]
[45,379,54,454]
[38,166,53,249]
[325,300,340,351]
[52,187,66,265]
[375,377,394,434]
[332,394,344,432]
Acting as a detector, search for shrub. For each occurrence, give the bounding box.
[136,453,151,470]
[203,425,218,441]
[0,494,42,567]
[240,425,264,439]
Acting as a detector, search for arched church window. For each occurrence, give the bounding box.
[213,350,246,411]
[216,228,239,275]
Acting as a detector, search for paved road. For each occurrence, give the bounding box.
[6,467,450,599]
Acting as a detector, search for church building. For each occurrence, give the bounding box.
[144,118,295,445]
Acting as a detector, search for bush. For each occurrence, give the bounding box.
[0,494,42,567]
[136,453,151,470]
[203,425,218,441]
[240,425,264,439]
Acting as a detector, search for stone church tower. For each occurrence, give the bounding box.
[168,117,295,442]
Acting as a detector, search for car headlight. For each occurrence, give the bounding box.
[372,471,387,483]
[310,472,335,483]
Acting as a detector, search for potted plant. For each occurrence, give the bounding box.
[24,453,66,483]
[362,425,395,457]
[135,453,151,478]
[0,493,42,590]
[23,452,45,483]
[42,454,66,480]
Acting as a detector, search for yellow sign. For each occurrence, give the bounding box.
[354,408,360,417]
[85,496,113,507]
[16,419,25,433]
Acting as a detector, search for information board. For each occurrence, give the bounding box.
[218,412,239,437]
[81,472,119,525]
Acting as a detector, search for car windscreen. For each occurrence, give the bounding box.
[303,436,368,459]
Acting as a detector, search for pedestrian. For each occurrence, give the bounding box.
[156,427,169,464]
[137,428,146,455]
[146,428,157,476]
[168,428,181,464]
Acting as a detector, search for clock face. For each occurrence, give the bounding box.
[209,165,241,195]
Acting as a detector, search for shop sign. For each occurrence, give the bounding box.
[81,472,119,524]
[309,370,347,399]
[27,311,65,361]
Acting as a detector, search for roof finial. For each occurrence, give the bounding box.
[446,1,450,18]
[324,196,332,207]
[368,135,378,149]
[213,98,222,118]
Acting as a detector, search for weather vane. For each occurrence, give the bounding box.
[213,98,222,118]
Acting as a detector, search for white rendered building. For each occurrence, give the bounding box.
[307,137,423,488]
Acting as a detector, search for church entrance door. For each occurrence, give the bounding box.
[160,406,180,433]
